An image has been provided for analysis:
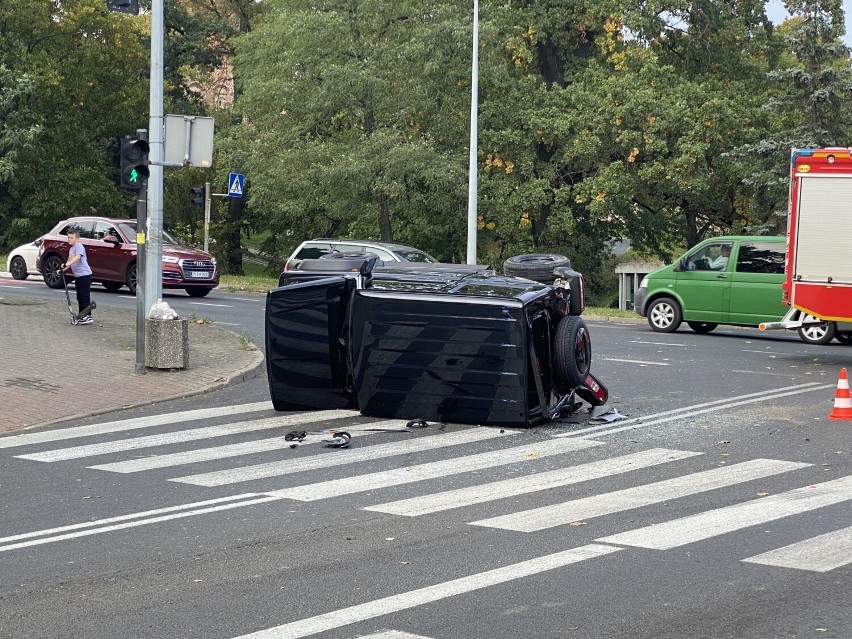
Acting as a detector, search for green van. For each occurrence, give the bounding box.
[634,236,788,335]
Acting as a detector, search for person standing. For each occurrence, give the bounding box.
[63,229,94,325]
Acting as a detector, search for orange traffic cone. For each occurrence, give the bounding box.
[828,368,852,420]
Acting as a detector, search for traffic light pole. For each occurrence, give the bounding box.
[135,175,147,375]
[203,182,211,253]
[144,0,165,311]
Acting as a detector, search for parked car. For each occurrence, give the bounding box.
[265,255,609,427]
[633,235,851,345]
[6,236,44,280]
[36,216,219,297]
[284,238,439,271]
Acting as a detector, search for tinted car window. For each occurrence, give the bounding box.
[736,242,785,274]
[68,220,95,239]
[117,222,178,245]
[393,248,437,263]
[94,221,120,241]
[297,243,332,259]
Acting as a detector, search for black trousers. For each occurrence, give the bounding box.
[75,274,92,315]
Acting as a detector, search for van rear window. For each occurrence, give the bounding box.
[736,243,784,274]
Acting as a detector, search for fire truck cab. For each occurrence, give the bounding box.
[759,148,852,344]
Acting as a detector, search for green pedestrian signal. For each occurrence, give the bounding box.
[119,135,150,190]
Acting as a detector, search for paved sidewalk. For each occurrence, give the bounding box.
[0,295,265,434]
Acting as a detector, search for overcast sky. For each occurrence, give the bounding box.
[764,0,852,44]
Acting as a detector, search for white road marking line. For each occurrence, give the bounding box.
[741,525,852,572]
[598,475,852,550]
[16,410,359,462]
[97,424,507,474]
[628,340,685,347]
[600,358,670,366]
[354,632,433,639]
[189,302,233,307]
[0,401,274,449]
[227,297,263,302]
[172,427,523,487]
[365,448,701,517]
[729,369,794,377]
[470,459,810,532]
[226,544,620,639]
[0,284,26,289]
[0,493,258,546]
[264,438,602,502]
[557,382,829,439]
[742,349,779,354]
[217,322,243,326]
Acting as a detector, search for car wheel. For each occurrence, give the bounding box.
[647,297,682,333]
[835,331,852,345]
[798,316,836,345]
[9,256,28,280]
[126,263,137,295]
[102,282,123,293]
[186,288,212,298]
[503,253,571,284]
[43,256,65,289]
[553,316,592,391]
[687,321,718,334]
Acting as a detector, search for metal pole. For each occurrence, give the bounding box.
[466,0,479,265]
[144,0,164,310]
[135,128,148,374]
[203,181,211,253]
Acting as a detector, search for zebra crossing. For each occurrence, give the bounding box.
[0,402,850,579]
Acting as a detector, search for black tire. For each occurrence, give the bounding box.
[9,256,28,280]
[102,281,123,293]
[646,297,682,333]
[125,263,137,295]
[687,321,718,334]
[798,316,836,345]
[553,316,592,391]
[186,287,212,298]
[503,253,571,284]
[835,331,852,345]
[43,256,65,289]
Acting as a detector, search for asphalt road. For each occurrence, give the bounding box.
[0,295,850,639]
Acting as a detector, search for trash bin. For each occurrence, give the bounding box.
[145,318,189,369]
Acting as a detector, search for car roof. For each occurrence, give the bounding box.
[307,238,423,251]
[63,216,136,224]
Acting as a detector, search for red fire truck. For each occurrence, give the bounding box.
[759,148,852,344]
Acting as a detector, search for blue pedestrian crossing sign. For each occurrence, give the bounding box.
[227,172,245,198]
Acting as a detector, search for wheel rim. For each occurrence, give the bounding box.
[10,257,26,278]
[650,303,674,329]
[128,267,137,292]
[801,325,827,341]
[574,327,591,376]
[45,258,62,286]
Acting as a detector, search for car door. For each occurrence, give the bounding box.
[675,241,733,322]
[728,241,787,324]
[88,222,123,281]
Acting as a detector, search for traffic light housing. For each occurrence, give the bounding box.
[191,187,205,209]
[120,135,150,189]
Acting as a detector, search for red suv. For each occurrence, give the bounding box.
[37,217,219,297]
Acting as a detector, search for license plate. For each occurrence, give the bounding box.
[188,271,210,278]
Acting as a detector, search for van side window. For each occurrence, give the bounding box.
[736,242,785,274]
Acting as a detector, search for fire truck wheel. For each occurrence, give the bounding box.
[647,297,682,333]
[835,332,852,345]
[797,316,836,345]
[687,322,718,334]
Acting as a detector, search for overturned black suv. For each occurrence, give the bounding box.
[265,254,609,427]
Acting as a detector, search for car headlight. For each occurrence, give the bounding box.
[639,277,649,289]
[163,256,180,264]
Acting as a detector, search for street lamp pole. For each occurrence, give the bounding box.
[466,0,479,265]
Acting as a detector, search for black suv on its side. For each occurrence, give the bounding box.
[265,256,609,427]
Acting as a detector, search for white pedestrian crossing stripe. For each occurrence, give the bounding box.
[353,632,434,639]
[470,459,811,532]
[364,448,701,517]
[741,524,852,573]
[598,475,852,550]
[264,437,603,502]
[170,427,518,486]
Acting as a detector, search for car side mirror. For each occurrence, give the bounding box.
[673,258,683,272]
[103,236,119,244]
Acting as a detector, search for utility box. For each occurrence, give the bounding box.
[145,318,189,369]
